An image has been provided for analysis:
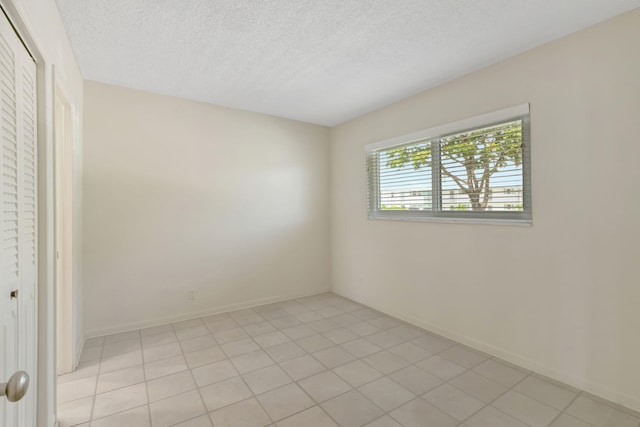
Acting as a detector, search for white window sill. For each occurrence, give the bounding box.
[367,214,532,227]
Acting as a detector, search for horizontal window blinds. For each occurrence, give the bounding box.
[367,106,531,223]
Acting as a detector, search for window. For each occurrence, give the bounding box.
[366,104,531,223]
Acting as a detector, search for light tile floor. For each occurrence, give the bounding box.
[57,293,640,427]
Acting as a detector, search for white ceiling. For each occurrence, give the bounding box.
[56,0,639,126]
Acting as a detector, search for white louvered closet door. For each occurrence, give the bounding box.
[0,10,38,427]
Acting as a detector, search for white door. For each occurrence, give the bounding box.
[0,9,38,427]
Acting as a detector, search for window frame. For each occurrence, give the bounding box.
[366,104,532,225]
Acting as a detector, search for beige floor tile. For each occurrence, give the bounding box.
[57,295,640,427]
[368,316,403,330]
[257,383,315,421]
[472,359,529,387]
[173,318,204,330]
[264,341,306,362]
[205,317,239,333]
[184,346,226,369]
[279,354,326,380]
[323,328,359,344]
[299,371,352,403]
[149,389,206,427]
[387,342,431,364]
[493,389,559,427]
[362,351,409,374]
[221,338,260,357]
[230,309,264,326]
[330,313,361,326]
[282,324,316,340]
[172,415,213,427]
[366,331,406,349]
[438,345,489,369]
[294,311,325,323]
[96,365,145,394]
[58,360,100,384]
[416,355,466,380]
[333,360,382,387]
[91,405,150,427]
[513,375,578,410]
[358,377,415,412]
[307,318,340,333]
[179,334,217,353]
[215,328,250,344]
[102,338,141,358]
[352,308,382,321]
[464,405,528,427]
[346,321,381,337]
[144,354,188,380]
[100,351,143,374]
[199,376,253,411]
[254,331,291,348]
[410,334,456,353]
[313,346,356,369]
[57,396,93,426]
[390,398,458,427]
[140,324,173,337]
[231,349,274,374]
[550,414,593,427]
[296,334,334,352]
[141,331,177,348]
[147,370,196,402]
[142,341,182,363]
[84,336,105,348]
[176,325,210,341]
[565,395,640,427]
[93,382,148,419]
[270,315,303,330]
[321,390,384,427]
[191,359,238,387]
[56,375,97,404]
[210,397,271,427]
[277,406,338,427]
[423,383,485,421]
[243,321,277,337]
[364,415,403,426]
[388,324,426,340]
[389,365,442,395]
[449,371,508,403]
[243,364,292,394]
[341,338,382,358]
[79,346,102,362]
[104,330,140,344]
[316,306,343,318]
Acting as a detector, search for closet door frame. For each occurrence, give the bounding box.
[0,2,57,427]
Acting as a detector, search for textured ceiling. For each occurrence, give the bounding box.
[56,0,640,125]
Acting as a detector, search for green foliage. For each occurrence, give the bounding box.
[454,204,468,211]
[386,120,522,211]
[380,205,408,210]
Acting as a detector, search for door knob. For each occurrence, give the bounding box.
[1,371,29,402]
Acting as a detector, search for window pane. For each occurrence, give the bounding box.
[439,120,523,212]
[379,144,432,211]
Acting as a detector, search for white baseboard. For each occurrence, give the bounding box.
[73,335,85,369]
[84,288,331,339]
[331,290,640,414]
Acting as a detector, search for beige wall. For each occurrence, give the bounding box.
[82,81,331,336]
[1,0,84,425]
[330,9,640,411]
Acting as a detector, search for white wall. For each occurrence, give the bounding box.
[331,9,640,411]
[0,0,83,425]
[82,81,331,336]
